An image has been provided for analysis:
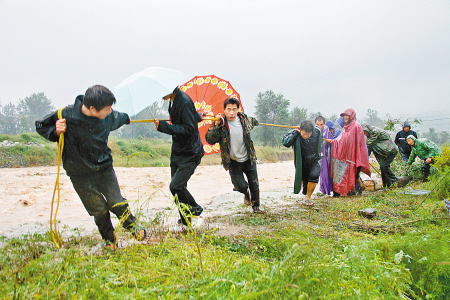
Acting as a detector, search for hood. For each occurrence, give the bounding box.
[336,116,344,128]
[406,134,417,142]
[361,124,373,134]
[325,120,335,130]
[403,121,411,129]
[340,108,356,125]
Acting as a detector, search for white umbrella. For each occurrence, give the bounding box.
[112,67,189,116]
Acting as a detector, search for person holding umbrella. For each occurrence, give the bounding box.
[155,86,204,227]
[205,98,264,213]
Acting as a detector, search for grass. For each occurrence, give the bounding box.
[1,181,450,299]
[0,133,293,168]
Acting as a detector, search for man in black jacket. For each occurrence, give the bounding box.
[155,87,204,227]
[394,121,418,161]
[36,85,146,249]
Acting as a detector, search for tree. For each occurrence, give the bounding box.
[362,109,384,128]
[289,106,308,126]
[423,127,440,144]
[254,90,290,147]
[113,100,170,139]
[17,92,55,133]
[1,102,19,134]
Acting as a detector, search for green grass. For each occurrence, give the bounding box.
[0,133,293,168]
[1,182,450,299]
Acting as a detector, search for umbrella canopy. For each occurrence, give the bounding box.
[179,75,242,155]
[112,67,189,116]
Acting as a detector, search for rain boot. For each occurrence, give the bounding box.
[244,189,251,206]
[251,190,265,214]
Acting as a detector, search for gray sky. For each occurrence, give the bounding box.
[1,0,449,132]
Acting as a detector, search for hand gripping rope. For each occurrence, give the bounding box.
[130,117,298,129]
[50,108,64,249]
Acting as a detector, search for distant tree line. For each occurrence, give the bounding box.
[1,91,449,146]
[0,93,54,134]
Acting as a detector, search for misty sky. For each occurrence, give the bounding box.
[1,0,449,132]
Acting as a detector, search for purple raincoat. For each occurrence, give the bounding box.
[320,125,334,195]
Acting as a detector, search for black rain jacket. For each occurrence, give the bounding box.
[157,88,204,162]
[394,121,417,156]
[35,96,130,176]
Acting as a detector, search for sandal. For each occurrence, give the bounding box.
[130,223,147,241]
[104,241,118,250]
[301,199,314,206]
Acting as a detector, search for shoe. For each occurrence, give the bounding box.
[347,191,356,196]
[251,190,266,213]
[301,199,314,206]
[244,189,251,206]
[130,223,147,241]
[252,206,266,214]
[357,185,366,195]
[104,241,118,250]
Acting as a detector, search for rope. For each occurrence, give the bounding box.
[50,108,64,249]
[131,118,298,129]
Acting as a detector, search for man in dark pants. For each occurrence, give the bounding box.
[155,87,204,226]
[362,124,399,188]
[283,120,323,204]
[36,85,146,249]
[395,121,418,161]
[205,98,264,213]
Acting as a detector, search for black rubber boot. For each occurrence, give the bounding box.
[244,189,251,206]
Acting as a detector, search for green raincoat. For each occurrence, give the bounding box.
[282,126,323,194]
[362,124,398,163]
[406,135,441,165]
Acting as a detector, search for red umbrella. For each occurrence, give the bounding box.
[179,75,243,155]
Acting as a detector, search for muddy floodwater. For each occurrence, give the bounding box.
[1,161,321,238]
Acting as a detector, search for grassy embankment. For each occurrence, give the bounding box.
[1,133,449,298]
[0,132,293,168]
[1,181,449,298]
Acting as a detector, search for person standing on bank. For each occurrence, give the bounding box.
[155,86,204,226]
[395,121,418,161]
[36,85,146,249]
[282,120,323,204]
[205,98,264,213]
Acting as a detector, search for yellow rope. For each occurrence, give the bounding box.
[50,108,64,249]
[131,118,298,129]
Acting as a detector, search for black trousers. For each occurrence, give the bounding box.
[70,166,136,244]
[398,148,410,162]
[228,159,259,194]
[379,153,398,188]
[422,159,434,181]
[302,160,321,195]
[170,157,203,225]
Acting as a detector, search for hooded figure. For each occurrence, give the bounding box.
[156,87,204,226]
[331,109,370,196]
[326,120,342,139]
[362,124,398,188]
[395,121,418,161]
[406,135,441,181]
